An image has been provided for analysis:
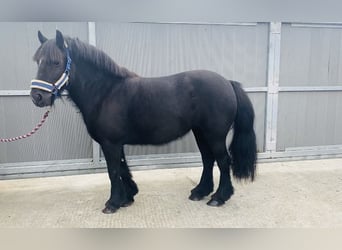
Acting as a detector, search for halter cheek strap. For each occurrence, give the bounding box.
[30,43,72,97]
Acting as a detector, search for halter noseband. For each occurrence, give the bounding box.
[30,42,72,97]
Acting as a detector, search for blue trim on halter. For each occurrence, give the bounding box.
[31,45,72,97]
[31,81,56,92]
[65,48,72,73]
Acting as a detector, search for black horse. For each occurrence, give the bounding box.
[30,30,257,214]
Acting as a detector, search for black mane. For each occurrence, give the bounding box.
[68,38,138,79]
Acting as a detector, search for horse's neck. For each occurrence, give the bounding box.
[67,59,119,118]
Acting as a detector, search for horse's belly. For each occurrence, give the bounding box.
[126,119,191,145]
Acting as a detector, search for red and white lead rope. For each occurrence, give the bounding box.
[0,109,50,143]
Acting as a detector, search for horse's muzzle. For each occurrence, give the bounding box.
[30,89,52,107]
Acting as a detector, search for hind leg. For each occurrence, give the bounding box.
[207,140,234,206]
[189,129,215,201]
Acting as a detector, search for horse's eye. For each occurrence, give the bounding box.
[53,61,60,66]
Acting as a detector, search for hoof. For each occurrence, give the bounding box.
[121,199,134,207]
[102,206,118,214]
[189,193,204,201]
[207,198,225,207]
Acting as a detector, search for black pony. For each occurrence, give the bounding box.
[30,30,257,214]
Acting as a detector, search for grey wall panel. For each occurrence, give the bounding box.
[249,93,266,152]
[0,22,88,90]
[0,97,92,163]
[280,23,342,86]
[96,22,269,87]
[0,22,92,164]
[277,92,342,150]
[6,21,342,178]
[278,23,342,151]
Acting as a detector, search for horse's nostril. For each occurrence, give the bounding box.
[36,93,42,101]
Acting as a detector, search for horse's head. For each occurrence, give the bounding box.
[30,30,71,107]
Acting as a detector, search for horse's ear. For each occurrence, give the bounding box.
[38,30,48,44]
[55,30,65,50]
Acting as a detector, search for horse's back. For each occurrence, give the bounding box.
[137,69,236,106]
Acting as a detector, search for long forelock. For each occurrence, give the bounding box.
[33,39,64,63]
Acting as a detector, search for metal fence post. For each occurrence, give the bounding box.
[88,22,101,166]
[265,22,281,155]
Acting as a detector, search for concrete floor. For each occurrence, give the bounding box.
[0,158,341,228]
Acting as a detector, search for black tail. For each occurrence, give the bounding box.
[229,81,257,181]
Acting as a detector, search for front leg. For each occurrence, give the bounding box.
[101,141,126,214]
[120,148,138,207]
